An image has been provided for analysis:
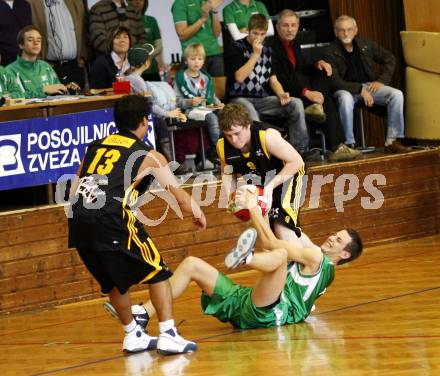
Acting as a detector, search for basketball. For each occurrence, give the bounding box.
[230,186,268,221]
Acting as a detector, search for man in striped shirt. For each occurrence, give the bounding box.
[89,0,147,55]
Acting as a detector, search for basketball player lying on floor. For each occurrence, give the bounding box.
[106,186,363,330]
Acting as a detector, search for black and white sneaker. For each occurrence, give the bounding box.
[123,325,157,353]
[103,301,149,330]
[224,228,257,269]
[157,327,197,355]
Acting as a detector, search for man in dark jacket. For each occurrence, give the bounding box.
[325,15,411,153]
[270,9,360,162]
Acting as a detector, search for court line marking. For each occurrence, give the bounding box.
[315,285,440,316]
[13,284,440,375]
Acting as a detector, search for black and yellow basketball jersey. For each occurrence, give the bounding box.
[70,131,154,248]
[217,123,305,236]
[217,123,286,183]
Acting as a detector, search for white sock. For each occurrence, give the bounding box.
[123,319,137,333]
[385,138,396,146]
[159,319,175,333]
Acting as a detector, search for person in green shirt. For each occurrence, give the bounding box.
[172,0,224,77]
[0,62,22,99]
[105,185,363,331]
[223,0,274,41]
[128,0,163,81]
[6,25,79,98]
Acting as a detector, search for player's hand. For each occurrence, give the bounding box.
[361,87,374,107]
[315,60,332,76]
[235,185,258,210]
[263,186,273,214]
[367,81,383,93]
[193,212,207,230]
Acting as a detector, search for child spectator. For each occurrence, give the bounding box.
[174,43,223,165]
[125,43,183,166]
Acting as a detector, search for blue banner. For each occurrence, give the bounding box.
[0,108,155,191]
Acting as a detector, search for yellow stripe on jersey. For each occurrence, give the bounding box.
[282,164,305,225]
[102,134,136,148]
[259,130,270,159]
[122,180,163,279]
[217,138,226,164]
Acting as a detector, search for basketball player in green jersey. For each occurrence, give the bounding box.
[216,103,306,248]
[118,185,362,330]
[69,95,206,355]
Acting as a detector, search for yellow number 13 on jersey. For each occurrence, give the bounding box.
[86,148,121,175]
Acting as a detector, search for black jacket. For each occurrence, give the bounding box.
[324,36,396,94]
[268,35,316,98]
[90,55,118,89]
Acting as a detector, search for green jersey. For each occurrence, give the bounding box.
[171,0,222,57]
[0,65,22,98]
[223,0,270,30]
[143,15,161,75]
[6,56,61,98]
[201,255,335,329]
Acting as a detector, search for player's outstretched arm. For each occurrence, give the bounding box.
[138,150,207,230]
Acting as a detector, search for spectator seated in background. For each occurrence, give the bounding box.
[225,14,318,162]
[6,25,79,98]
[269,9,360,163]
[172,0,224,77]
[0,0,32,67]
[174,43,224,166]
[223,0,274,41]
[125,43,183,163]
[90,26,131,89]
[0,59,22,99]
[128,0,163,81]
[88,0,147,56]
[27,0,88,89]
[325,15,411,154]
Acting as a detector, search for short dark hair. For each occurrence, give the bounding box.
[218,103,253,132]
[17,25,42,47]
[338,228,363,265]
[114,95,152,132]
[107,26,132,54]
[248,14,268,31]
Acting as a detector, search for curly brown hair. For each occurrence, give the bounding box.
[218,104,253,132]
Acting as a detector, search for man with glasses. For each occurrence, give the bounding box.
[325,15,411,153]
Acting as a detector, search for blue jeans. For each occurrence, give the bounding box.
[229,96,309,153]
[205,111,220,146]
[333,84,405,145]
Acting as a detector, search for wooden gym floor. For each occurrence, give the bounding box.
[1,234,439,376]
